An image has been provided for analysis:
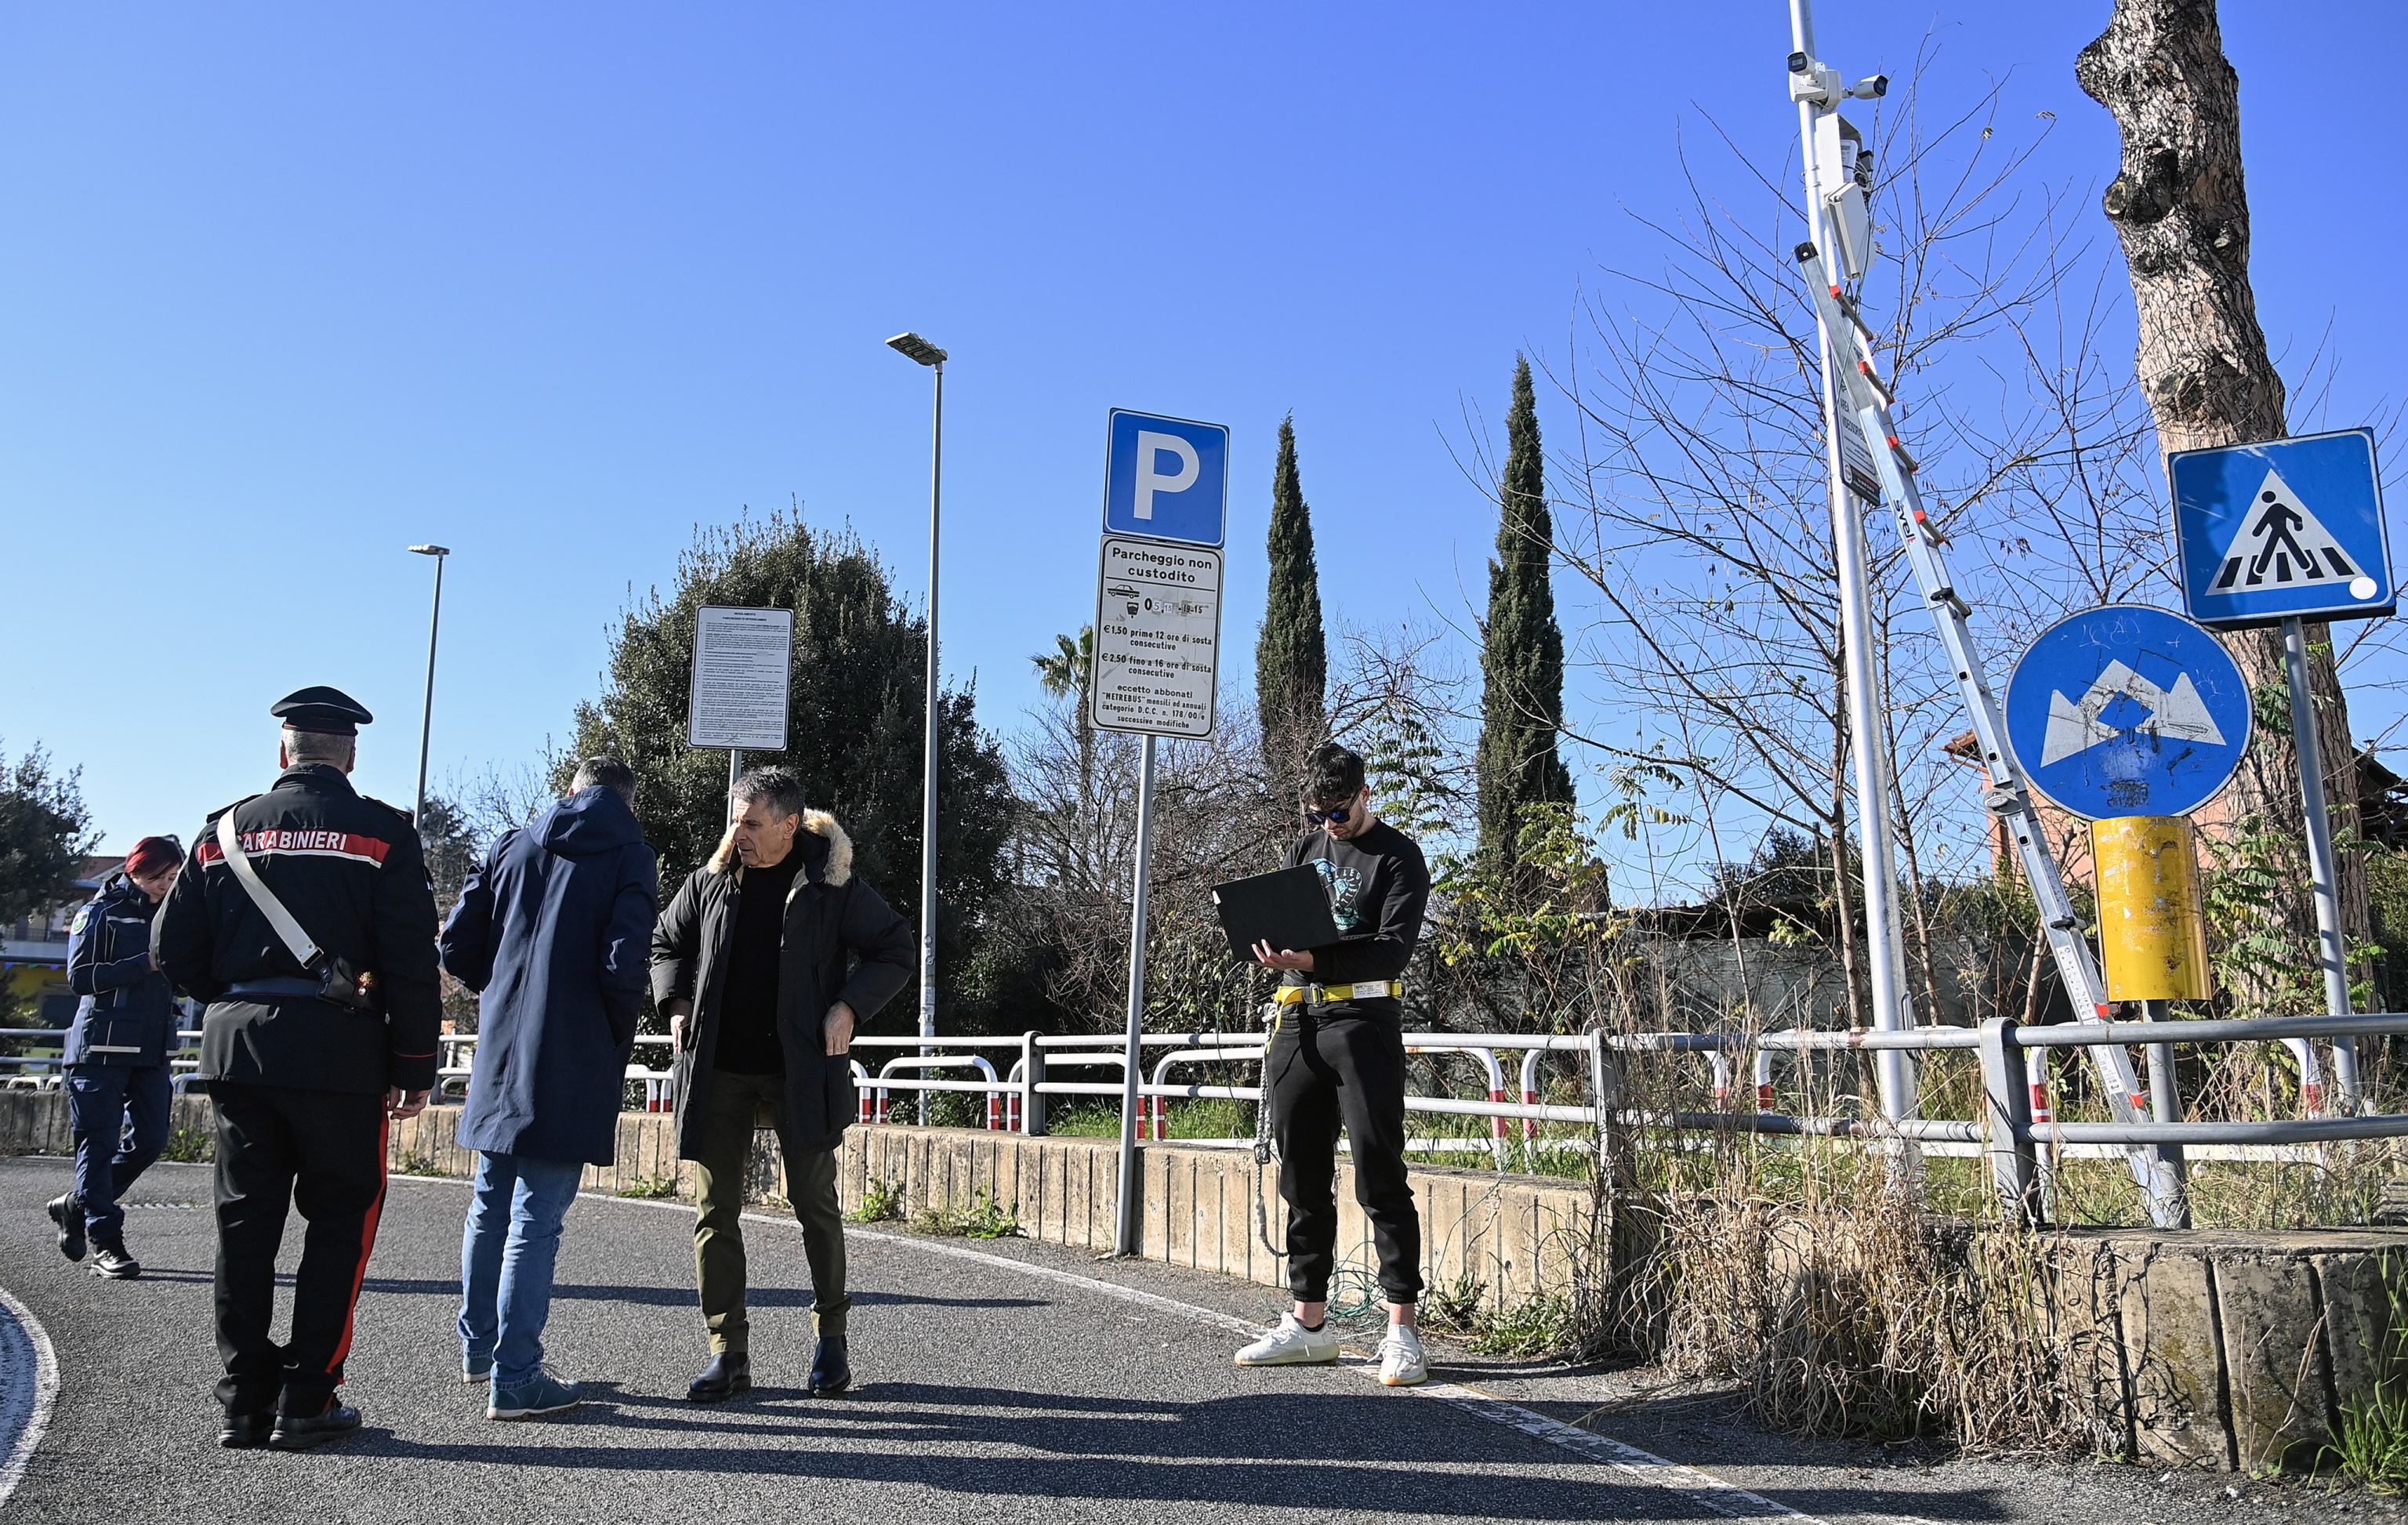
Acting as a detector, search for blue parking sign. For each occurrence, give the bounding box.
[2170,427,2392,628]
[1104,409,1228,548]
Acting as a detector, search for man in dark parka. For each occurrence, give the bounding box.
[650,766,912,1402]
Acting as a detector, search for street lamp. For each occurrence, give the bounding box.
[408,545,450,828]
[887,331,945,1123]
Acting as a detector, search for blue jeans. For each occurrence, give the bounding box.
[458,1153,584,1389]
[66,1064,171,1244]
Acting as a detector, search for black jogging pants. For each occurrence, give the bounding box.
[1266,1009,1421,1306]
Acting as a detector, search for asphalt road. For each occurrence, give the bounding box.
[0,1154,2381,1525]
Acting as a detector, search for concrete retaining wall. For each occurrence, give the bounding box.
[383,1103,1596,1309]
[9,1091,2405,1470]
[2040,1226,2408,1471]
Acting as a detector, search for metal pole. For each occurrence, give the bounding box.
[2141,998,2188,1199]
[728,749,742,799]
[919,362,945,1125]
[1789,0,1913,1122]
[411,552,445,827]
[2285,616,2361,1110]
[1113,733,1159,1256]
[1021,1031,1048,1137]
[1977,1019,2042,1226]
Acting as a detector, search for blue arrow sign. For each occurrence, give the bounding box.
[2170,427,2392,628]
[2002,605,2252,821]
[1104,409,1229,548]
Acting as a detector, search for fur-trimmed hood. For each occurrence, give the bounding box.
[706,809,854,889]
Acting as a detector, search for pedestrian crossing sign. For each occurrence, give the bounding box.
[2170,427,2392,628]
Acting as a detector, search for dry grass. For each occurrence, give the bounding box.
[1561,1034,2408,1452]
[1594,1132,2118,1450]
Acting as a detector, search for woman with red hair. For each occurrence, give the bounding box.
[56,835,186,1279]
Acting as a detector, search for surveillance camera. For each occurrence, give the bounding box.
[1786,51,1810,74]
[1848,74,1888,99]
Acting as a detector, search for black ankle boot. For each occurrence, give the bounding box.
[46,1194,83,1263]
[808,1336,851,1396]
[688,1350,750,1403]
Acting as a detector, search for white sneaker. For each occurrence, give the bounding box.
[1377,1326,1428,1386]
[1234,1313,1340,1367]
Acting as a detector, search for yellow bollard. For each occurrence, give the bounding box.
[2091,815,2212,1002]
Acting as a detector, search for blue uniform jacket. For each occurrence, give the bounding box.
[439,786,660,1166]
[63,874,178,1067]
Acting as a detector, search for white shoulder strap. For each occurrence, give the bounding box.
[214,811,322,968]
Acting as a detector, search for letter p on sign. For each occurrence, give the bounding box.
[1132,432,1199,519]
[1104,409,1230,548]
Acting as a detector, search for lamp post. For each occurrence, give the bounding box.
[407,545,450,828]
[887,331,946,1124]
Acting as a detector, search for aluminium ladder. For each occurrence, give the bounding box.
[1793,238,2189,1229]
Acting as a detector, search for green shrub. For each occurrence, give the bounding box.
[615,1175,681,1200]
[161,1128,212,1164]
[1468,1290,1574,1357]
[2324,1254,2408,1491]
[1420,1271,1488,1335]
[912,1186,1020,1240]
[847,1177,906,1223]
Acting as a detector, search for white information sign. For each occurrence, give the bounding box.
[687,605,795,750]
[1090,537,1222,737]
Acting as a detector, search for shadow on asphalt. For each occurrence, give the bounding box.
[350,1277,1046,1311]
[319,1395,1732,1520]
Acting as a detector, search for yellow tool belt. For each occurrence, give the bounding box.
[1272,980,1403,1005]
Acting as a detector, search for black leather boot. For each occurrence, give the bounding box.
[46,1194,83,1263]
[688,1350,750,1403]
[808,1336,851,1396]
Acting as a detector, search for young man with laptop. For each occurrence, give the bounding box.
[1231,741,1432,1386]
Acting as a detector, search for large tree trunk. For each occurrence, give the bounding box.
[2076,0,2369,987]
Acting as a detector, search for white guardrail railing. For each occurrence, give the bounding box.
[6,1014,2406,1225]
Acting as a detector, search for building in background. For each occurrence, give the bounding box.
[3,856,125,1027]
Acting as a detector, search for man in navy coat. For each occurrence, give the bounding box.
[437,757,658,1420]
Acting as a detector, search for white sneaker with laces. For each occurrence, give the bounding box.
[1377,1326,1428,1386]
[1234,1313,1340,1367]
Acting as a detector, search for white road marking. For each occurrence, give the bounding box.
[0,1282,60,1510]
[826,1218,1938,1525]
[578,1188,1946,1523]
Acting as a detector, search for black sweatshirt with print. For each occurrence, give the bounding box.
[1280,820,1430,1017]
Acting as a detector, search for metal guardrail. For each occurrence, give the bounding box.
[13,1013,2399,1225]
[834,1016,2408,1227]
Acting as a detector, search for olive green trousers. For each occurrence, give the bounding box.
[692,1068,848,1352]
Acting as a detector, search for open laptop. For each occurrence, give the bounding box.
[1209,864,1340,963]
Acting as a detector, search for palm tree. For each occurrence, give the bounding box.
[1032,627,1100,884]
[1032,627,1094,704]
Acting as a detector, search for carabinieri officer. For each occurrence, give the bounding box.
[155,686,441,1451]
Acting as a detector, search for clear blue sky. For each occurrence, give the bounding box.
[5,2,2402,857]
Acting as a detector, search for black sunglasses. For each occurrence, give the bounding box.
[1302,802,1352,824]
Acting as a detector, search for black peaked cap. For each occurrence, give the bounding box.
[271,686,375,736]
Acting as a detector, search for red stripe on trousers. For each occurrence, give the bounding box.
[325,1113,390,1375]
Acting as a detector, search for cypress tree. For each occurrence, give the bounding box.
[1256,414,1326,796]
[1475,357,1573,867]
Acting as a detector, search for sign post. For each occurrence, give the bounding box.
[2171,429,2393,1111]
[2004,604,2250,1175]
[1090,409,1228,1257]
[688,603,796,805]
[1784,1,1916,1134]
